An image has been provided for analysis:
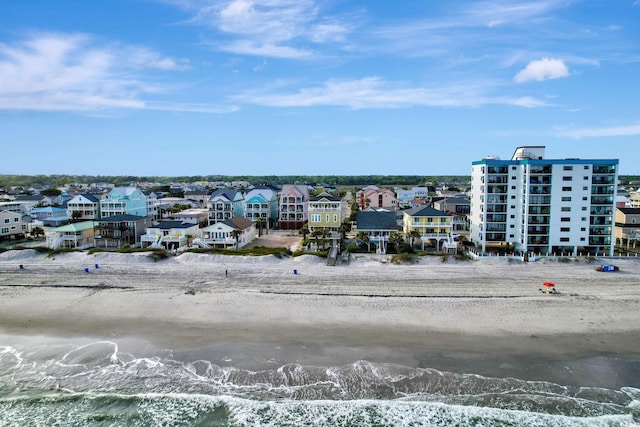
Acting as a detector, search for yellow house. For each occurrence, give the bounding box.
[308,192,343,248]
[403,206,452,250]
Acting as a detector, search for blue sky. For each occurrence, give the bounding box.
[1,0,639,176]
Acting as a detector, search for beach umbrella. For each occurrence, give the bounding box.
[543,282,555,288]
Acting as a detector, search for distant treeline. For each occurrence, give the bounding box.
[0,174,472,189]
[2,174,639,190]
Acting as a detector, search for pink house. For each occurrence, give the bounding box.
[359,187,398,210]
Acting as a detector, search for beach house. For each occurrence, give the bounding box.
[243,187,278,228]
[94,214,151,248]
[355,210,401,253]
[141,220,199,251]
[46,221,96,250]
[66,194,101,221]
[198,216,256,249]
[0,210,27,241]
[99,187,148,218]
[402,206,453,250]
[308,191,343,249]
[207,189,244,226]
[278,185,309,230]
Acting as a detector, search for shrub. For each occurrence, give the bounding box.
[557,257,571,263]
[390,253,418,264]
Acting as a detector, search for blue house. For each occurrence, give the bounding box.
[99,187,148,218]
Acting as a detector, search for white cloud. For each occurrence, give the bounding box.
[514,58,569,83]
[557,123,640,139]
[510,96,550,108]
[172,0,352,58]
[219,40,312,59]
[0,33,223,113]
[235,76,548,109]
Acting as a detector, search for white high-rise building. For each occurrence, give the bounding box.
[470,146,618,256]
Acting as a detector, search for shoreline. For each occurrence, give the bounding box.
[1,249,640,384]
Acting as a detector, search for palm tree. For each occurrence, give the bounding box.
[320,227,332,249]
[299,224,310,241]
[356,231,371,252]
[256,218,267,237]
[388,231,405,253]
[408,229,421,248]
[230,229,242,250]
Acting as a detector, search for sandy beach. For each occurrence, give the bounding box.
[1,248,640,370]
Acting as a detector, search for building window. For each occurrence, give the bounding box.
[511,186,516,190]
[311,214,320,222]
[512,166,517,170]
[563,176,573,181]
[510,224,515,228]
[562,187,572,191]
[3,219,8,224]
[563,166,573,171]
[511,176,516,180]
[583,186,588,191]
[511,195,516,199]
[580,237,586,241]
[560,227,570,232]
[582,206,587,210]
[509,234,515,238]
[561,207,571,212]
[584,176,589,180]
[584,165,589,170]
[562,197,571,202]
[333,214,337,222]
[581,217,587,221]
[325,214,330,222]
[561,217,570,222]
[582,197,588,201]
[560,237,570,242]
[581,227,586,231]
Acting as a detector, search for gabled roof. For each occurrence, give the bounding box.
[95,214,147,222]
[31,206,66,213]
[110,187,140,197]
[14,195,48,201]
[70,193,100,203]
[221,216,254,230]
[209,189,241,202]
[244,188,275,203]
[281,184,309,197]
[356,211,400,231]
[53,221,96,232]
[438,197,470,205]
[404,206,451,217]
[310,192,341,202]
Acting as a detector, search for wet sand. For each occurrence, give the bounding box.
[1,250,639,379]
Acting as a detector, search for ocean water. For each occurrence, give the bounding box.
[0,338,639,426]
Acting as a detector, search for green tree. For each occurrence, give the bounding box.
[31,226,45,238]
[356,231,371,252]
[71,210,83,222]
[407,230,421,248]
[256,218,267,237]
[388,231,405,253]
[231,229,242,250]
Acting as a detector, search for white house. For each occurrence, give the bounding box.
[141,220,199,251]
[197,217,256,249]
